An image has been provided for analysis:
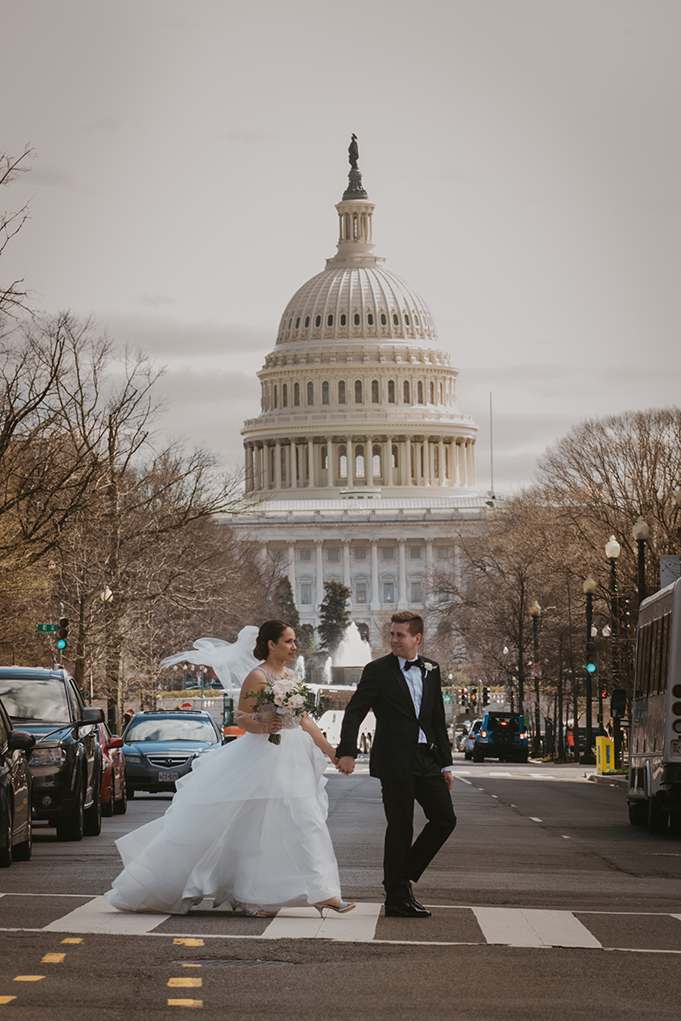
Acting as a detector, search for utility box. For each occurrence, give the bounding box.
[596,736,614,774]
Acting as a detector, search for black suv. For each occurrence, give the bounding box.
[0,696,35,866]
[0,668,104,841]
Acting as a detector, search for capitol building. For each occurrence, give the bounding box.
[227,141,489,646]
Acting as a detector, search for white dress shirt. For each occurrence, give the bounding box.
[399,656,454,774]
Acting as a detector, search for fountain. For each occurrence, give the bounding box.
[312,622,372,686]
[295,655,306,680]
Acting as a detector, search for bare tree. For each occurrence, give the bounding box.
[1,146,34,322]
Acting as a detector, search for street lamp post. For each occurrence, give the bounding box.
[605,535,621,695]
[582,576,598,765]
[503,646,510,710]
[529,601,542,755]
[632,516,650,606]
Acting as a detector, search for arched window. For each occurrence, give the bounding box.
[340,313,347,326]
[295,317,300,328]
[414,314,420,326]
[371,379,380,403]
[372,443,382,478]
[355,379,362,404]
[380,313,387,326]
[391,444,398,468]
[338,380,346,404]
[327,314,333,326]
[393,313,399,325]
[304,316,310,328]
[353,313,360,326]
[339,445,347,479]
[367,313,374,325]
[388,380,396,404]
[282,383,288,408]
[405,314,410,326]
[288,318,292,329]
[273,385,278,409]
[315,314,321,327]
[355,444,365,478]
[307,381,314,406]
[294,382,300,406]
[429,381,435,404]
[417,381,424,404]
[403,380,410,404]
[322,380,330,405]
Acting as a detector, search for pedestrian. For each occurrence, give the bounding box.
[567,727,575,756]
[337,611,456,918]
[123,708,134,728]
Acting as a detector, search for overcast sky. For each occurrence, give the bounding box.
[2,0,679,494]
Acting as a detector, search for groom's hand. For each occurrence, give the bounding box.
[337,756,355,775]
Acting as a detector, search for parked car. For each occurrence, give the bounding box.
[122,709,223,796]
[0,667,104,841]
[98,723,127,817]
[471,711,529,763]
[463,719,483,759]
[0,696,35,867]
[455,726,469,753]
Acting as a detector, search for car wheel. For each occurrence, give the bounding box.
[56,776,85,842]
[84,778,102,837]
[0,807,13,868]
[472,748,484,763]
[648,796,667,835]
[126,787,135,799]
[14,812,32,862]
[114,780,127,815]
[102,777,115,818]
[628,801,647,827]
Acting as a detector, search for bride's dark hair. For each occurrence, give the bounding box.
[254,620,293,661]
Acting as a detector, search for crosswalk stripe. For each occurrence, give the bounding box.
[42,895,170,935]
[473,908,602,948]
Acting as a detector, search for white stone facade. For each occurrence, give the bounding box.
[231,145,488,643]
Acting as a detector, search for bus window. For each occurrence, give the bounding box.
[640,623,652,698]
[650,619,661,697]
[659,613,671,695]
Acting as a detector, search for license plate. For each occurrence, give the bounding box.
[671,740,681,758]
[158,771,179,782]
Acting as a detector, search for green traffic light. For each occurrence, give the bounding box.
[57,639,67,649]
[586,661,596,673]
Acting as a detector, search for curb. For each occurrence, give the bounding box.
[586,773,628,788]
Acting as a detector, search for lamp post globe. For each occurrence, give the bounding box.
[632,516,650,604]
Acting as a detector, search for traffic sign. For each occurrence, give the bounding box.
[530,662,542,679]
[37,623,58,633]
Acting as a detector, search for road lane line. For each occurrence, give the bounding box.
[530,817,543,822]
[0,996,17,1004]
[488,772,513,777]
[41,954,65,963]
[13,976,45,982]
[61,938,82,944]
[167,999,203,1008]
[43,896,170,935]
[315,902,381,941]
[473,908,602,948]
[260,908,326,940]
[168,978,202,988]
[174,939,205,947]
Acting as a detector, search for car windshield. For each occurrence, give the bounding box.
[0,678,71,723]
[124,717,218,743]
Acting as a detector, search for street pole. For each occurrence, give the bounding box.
[529,601,541,756]
[632,516,649,608]
[56,601,64,668]
[582,577,598,766]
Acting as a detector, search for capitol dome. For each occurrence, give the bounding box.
[241,142,478,501]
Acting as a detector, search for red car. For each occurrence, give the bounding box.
[98,723,127,816]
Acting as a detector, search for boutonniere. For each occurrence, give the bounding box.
[422,662,435,673]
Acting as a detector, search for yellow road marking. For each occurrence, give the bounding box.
[168,978,202,988]
[61,938,82,944]
[0,997,17,1004]
[181,964,202,968]
[42,953,66,963]
[14,976,45,982]
[167,999,203,1008]
[173,938,204,946]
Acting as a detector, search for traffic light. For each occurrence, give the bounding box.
[56,616,69,650]
[470,687,478,708]
[461,687,468,707]
[586,640,597,675]
[482,686,490,707]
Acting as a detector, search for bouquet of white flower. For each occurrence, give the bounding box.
[247,676,320,744]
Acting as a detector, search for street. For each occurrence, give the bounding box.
[2,755,681,1020]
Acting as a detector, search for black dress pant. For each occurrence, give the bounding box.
[381,745,457,903]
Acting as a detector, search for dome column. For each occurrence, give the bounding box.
[438,439,445,486]
[346,435,353,486]
[367,435,374,487]
[245,444,254,493]
[405,437,413,486]
[467,441,475,488]
[453,440,461,487]
[274,440,282,489]
[326,439,334,487]
[423,438,430,486]
[386,436,394,486]
[308,438,315,487]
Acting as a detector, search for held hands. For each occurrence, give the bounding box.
[337,756,356,776]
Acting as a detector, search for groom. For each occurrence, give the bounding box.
[337,611,456,918]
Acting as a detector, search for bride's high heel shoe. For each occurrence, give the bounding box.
[231,900,274,917]
[315,898,356,914]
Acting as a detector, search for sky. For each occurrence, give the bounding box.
[2,0,679,495]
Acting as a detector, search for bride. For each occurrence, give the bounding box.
[106,620,355,917]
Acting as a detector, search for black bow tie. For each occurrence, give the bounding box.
[403,659,421,671]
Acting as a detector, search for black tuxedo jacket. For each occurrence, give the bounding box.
[336,653,453,781]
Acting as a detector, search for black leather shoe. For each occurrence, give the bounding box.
[384,900,432,918]
[406,883,427,912]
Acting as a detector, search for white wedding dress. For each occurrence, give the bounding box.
[106,634,341,915]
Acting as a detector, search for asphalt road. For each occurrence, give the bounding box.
[2,754,681,1020]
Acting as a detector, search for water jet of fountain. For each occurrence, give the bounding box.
[334,622,372,667]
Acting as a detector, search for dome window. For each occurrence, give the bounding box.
[405,314,410,326]
[340,313,347,326]
[274,385,278,409]
[417,381,424,404]
[367,313,374,326]
[296,317,300,329]
[371,379,380,403]
[315,315,321,328]
[304,316,310,328]
[327,314,333,327]
[294,382,300,406]
[381,313,387,326]
[322,380,330,405]
[355,379,363,404]
[353,313,360,326]
[393,314,399,326]
[307,381,314,406]
[288,319,292,329]
[388,380,396,404]
[403,380,410,404]
[414,314,420,326]
[355,444,365,479]
[282,383,288,408]
[338,380,346,405]
[391,444,398,468]
[372,444,382,478]
[338,445,347,479]
[429,381,435,404]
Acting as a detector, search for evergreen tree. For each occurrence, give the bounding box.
[273,576,300,629]
[318,580,351,653]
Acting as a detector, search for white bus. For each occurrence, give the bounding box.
[312,685,376,754]
[627,576,681,833]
